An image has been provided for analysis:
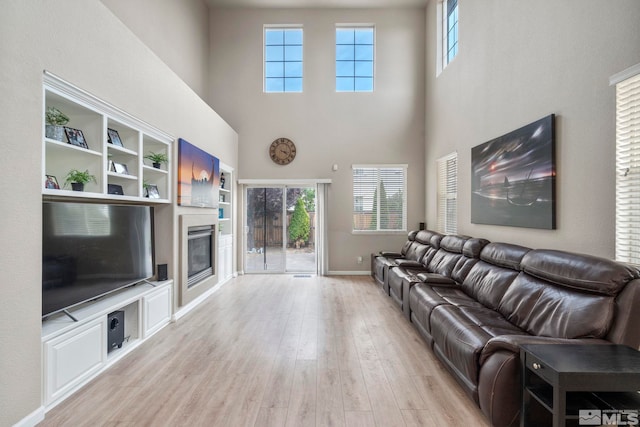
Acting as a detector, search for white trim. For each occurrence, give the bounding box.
[352,164,407,169]
[43,71,173,143]
[173,278,230,321]
[328,271,371,276]
[336,23,375,28]
[12,407,45,427]
[238,178,331,185]
[264,23,304,29]
[610,63,640,86]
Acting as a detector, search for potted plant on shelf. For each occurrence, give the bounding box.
[64,169,96,192]
[144,152,168,169]
[45,107,70,141]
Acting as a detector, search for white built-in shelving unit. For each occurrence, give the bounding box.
[43,71,172,203]
[218,164,234,283]
[40,72,175,411]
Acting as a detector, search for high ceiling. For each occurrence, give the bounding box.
[205,0,428,8]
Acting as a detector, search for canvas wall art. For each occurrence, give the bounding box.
[177,138,220,208]
[471,114,556,229]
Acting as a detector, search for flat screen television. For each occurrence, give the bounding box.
[42,201,154,318]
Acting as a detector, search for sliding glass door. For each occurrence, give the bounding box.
[245,186,316,273]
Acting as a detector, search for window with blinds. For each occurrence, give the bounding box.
[352,165,407,232]
[615,66,640,265]
[436,152,457,234]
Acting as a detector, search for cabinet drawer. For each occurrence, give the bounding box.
[44,319,106,404]
[525,352,555,384]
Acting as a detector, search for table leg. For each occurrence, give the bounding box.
[553,387,566,427]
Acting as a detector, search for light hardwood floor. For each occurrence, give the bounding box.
[39,275,490,427]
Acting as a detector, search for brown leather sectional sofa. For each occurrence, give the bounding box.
[371,230,640,427]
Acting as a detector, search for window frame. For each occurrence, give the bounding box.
[612,63,640,265]
[335,24,375,93]
[436,0,459,76]
[352,164,408,234]
[436,152,458,234]
[263,25,304,93]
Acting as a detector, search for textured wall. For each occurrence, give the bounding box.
[0,1,236,425]
[101,0,211,99]
[425,0,640,257]
[208,7,426,272]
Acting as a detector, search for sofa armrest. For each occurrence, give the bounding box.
[479,334,611,365]
[415,272,456,285]
[379,251,403,258]
[395,260,424,268]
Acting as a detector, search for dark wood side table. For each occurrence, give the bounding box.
[521,344,640,427]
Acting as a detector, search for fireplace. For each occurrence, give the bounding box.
[180,215,218,306]
[187,225,215,288]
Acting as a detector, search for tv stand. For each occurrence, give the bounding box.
[61,309,79,322]
[41,280,172,409]
[140,278,157,287]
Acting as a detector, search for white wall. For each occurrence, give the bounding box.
[101,0,211,99]
[425,0,640,257]
[0,1,236,425]
[208,8,426,272]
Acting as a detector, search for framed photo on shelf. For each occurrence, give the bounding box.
[44,175,59,190]
[107,128,124,147]
[145,184,160,199]
[64,127,88,149]
[110,161,129,175]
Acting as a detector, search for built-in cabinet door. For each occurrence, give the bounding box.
[143,285,172,338]
[218,234,233,282]
[44,318,106,405]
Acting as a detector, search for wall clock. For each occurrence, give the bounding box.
[269,137,296,165]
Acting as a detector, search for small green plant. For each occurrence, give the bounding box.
[45,107,69,126]
[144,152,169,165]
[65,169,96,186]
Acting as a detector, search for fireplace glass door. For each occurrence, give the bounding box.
[245,186,316,273]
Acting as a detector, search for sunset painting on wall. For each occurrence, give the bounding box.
[177,138,220,208]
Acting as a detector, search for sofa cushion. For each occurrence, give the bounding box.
[404,240,430,262]
[463,238,490,258]
[459,242,529,310]
[480,242,530,270]
[430,305,523,388]
[498,273,615,339]
[521,249,639,296]
[461,262,520,311]
[415,229,442,245]
[450,238,490,284]
[427,235,470,276]
[409,283,483,333]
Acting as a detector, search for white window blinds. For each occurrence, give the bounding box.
[436,152,457,234]
[615,68,640,265]
[352,165,407,232]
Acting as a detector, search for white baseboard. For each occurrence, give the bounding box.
[328,271,371,276]
[13,406,45,427]
[173,276,232,321]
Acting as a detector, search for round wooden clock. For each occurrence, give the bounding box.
[269,137,296,165]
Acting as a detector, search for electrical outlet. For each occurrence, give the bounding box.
[357,256,363,264]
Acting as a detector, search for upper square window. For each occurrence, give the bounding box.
[264,27,303,93]
[336,26,374,92]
